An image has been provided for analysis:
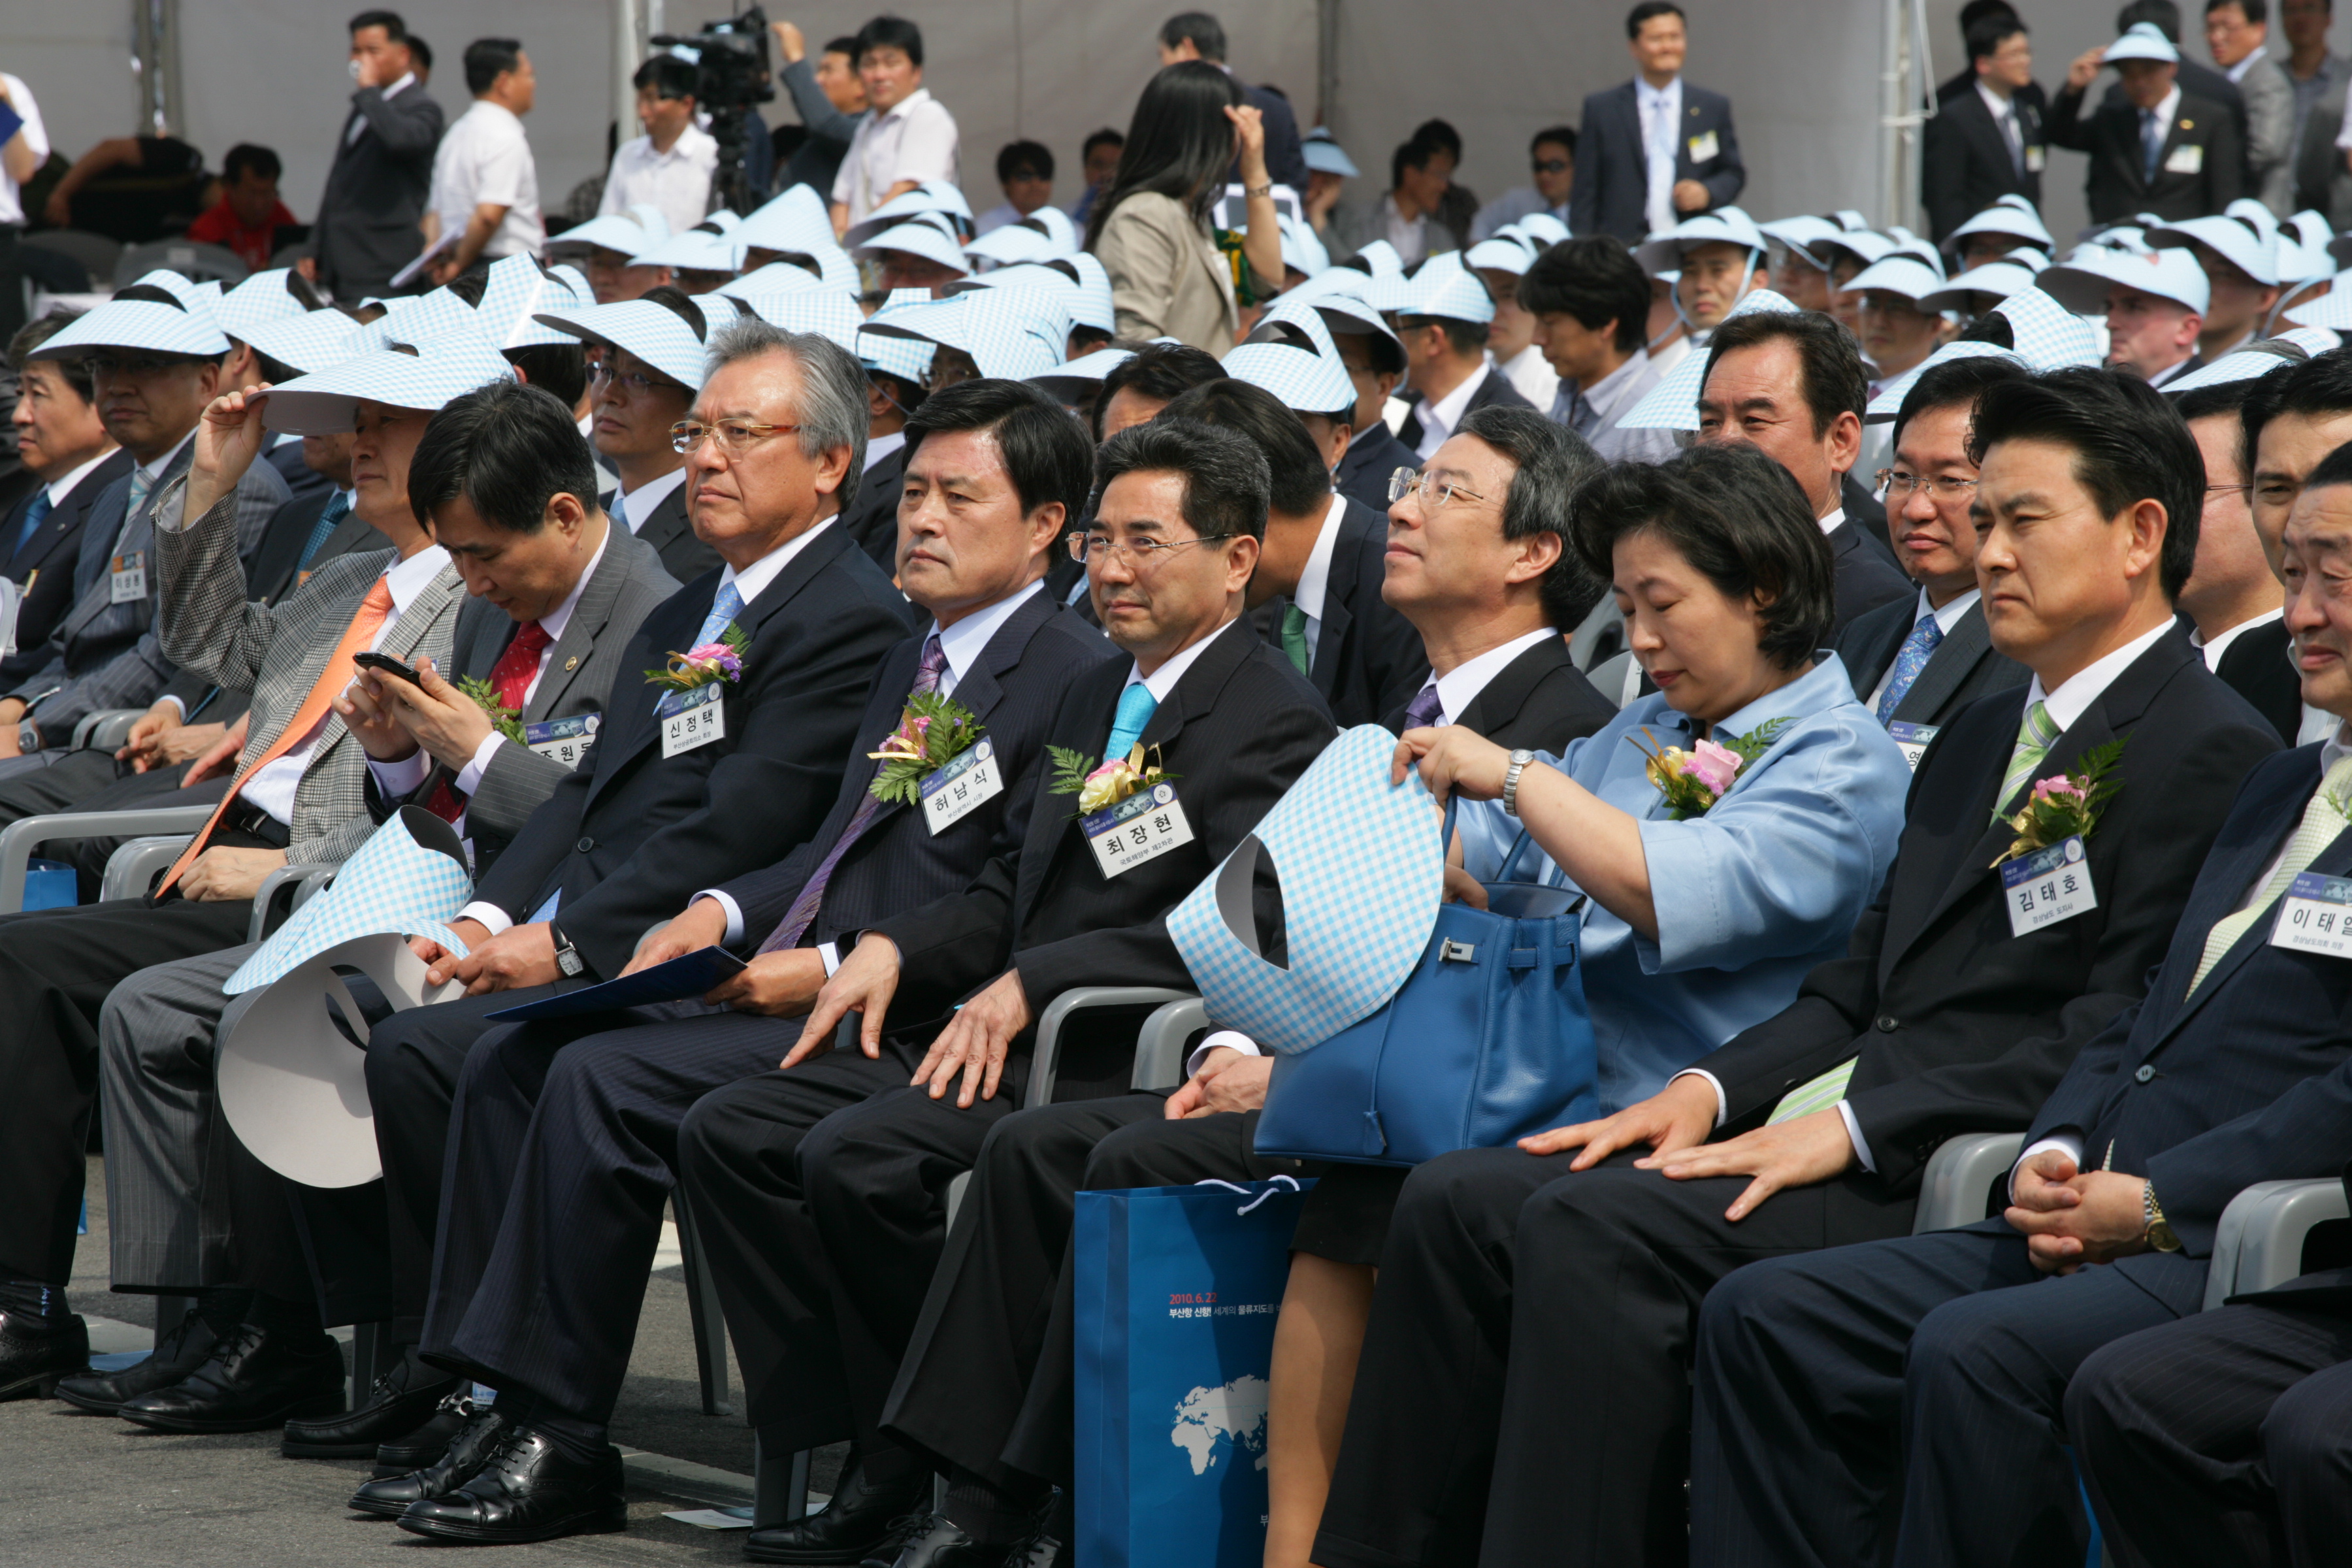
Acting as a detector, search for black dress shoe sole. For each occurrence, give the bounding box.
[282,1435,384,1459]
[118,1388,346,1434]
[347,1487,417,1520]
[745,1530,904,1565]
[0,1364,83,1401]
[393,1499,628,1544]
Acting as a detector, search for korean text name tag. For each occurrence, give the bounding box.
[2001,835,2097,936]
[2271,871,2352,958]
[2024,144,2046,172]
[1888,721,1939,773]
[921,740,1004,835]
[659,683,725,758]
[1083,782,1194,879]
[1687,129,1719,163]
[524,711,599,768]
[110,550,147,604]
[2164,143,2204,176]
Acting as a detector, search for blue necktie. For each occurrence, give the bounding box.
[1105,682,1159,763]
[2142,108,2164,181]
[10,489,51,565]
[1874,611,1944,723]
[295,492,352,573]
[696,579,747,647]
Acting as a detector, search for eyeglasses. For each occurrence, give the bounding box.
[1875,470,1980,500]
[1531,158,1570,175]
[1066,531,1237,566]
[920,358,979,392]
[670,419,803,456]
[591,363,666,394]
[1388,468,1490,509]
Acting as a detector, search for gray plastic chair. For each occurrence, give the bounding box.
[1910,1132,2027,1233]
[70,708,150,753]
[2202,1179,2351,1310]
[0,804,216,913]
[114,239,248,287]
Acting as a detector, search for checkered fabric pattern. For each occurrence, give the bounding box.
[731,287,864,353]
[2279,325,2344,354]
[361,287,483,352]
[1991,286,2102,369]
[2286,287,2352,331]
[1865,341,2026,420]
[2162,347,2304,395]
[1950,196,2053,250]
[41,289,231,359]
[1352,239,1406,278]
[1633,204,1767,275]
[864,287,1068,380]
[847,180,974,246]
[214,269,312,342]
[1166,725,1447,1056]
[1921,251,2046,313]
[630,227,745,272]
[262,333,517,434]
[1845,253,1947,299]
[1281,218,1331,278]
[241,308,364,376]
[549,205,670,256]
[966,220,1062,267]
[738,184,835,255]
[956,261,1081,308]
[2147,215,2280,286]
[1618,286,1803,431]
[1063,251,1117,333]
[224,813,477,993]
[739,242,864,293]
[853,220,973,274]
[477,253,588,348]
[1759,214,1844,253]
[1225,308,1356,412]
[1464,235,1537,275]
[729,261,834,297]
[859,294,939,383]
[1029,346,1134,397]
[532,297,716,389]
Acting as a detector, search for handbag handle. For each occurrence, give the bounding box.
[1194,1174,1303,1215]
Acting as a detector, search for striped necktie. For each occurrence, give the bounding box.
[2187,753,2352,995]
[124,466,156,523]
[1993,698,2061,821]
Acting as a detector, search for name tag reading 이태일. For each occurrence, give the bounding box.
[2001,835,2098,937]
[920,740,1004,835]
[660,684,725,758]
[110,550,147,604]
[1084,782,1195,878]
[2272,872,2352,958]
[524,712,598,768]
[1887,721,1938,773]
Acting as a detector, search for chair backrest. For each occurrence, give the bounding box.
[0,575,17,659]
[22,228,122,284]
[114,239,250,288]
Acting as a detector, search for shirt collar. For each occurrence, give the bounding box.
[1123,614,1240,702]
[2146,84,2183,131]
[534,527,608,645]
[140,429,197,485]
[1427,627,1555,725]
[380,72,416,101]
[2321,717,2352,774]
[864,430,907,472]
[930,579,1043,687]
[616,465,687,529]
[1817,504,1846,537]
[2227,44,2268,83]
[2025,618,2176,732]
[1578,345,1648,407]
[1921,585,1981,635]
[1292,491,1348,624]
[1637,76,1680,106]
[1421,360,1490,438]
[464,98,523,131]
[1976,78,2016,116]
[720,516,834,608]
[874,86,934,126]
[2189,604,2283,668]
[384,543,451,612]
[45,448,119,506]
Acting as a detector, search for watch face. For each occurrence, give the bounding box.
[2149,1220,2181,1252]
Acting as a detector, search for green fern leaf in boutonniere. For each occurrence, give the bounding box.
[1626,715,1795,821]
[1047,742,1181,817]
[867,692,987,806]
[455,675,527,745]
[1992,736,2128,868]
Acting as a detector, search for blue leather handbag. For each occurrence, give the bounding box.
[1251,806,1598,1167]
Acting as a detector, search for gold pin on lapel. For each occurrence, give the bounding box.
[2180,118,2194,129]
[564,655,580,670]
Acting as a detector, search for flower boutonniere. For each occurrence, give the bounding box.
[454,675,527,744]
[1992,738,2126,868]
[1047,742,1179,816]
[868,693,987,806]
[645,623,750,694]
[1629,717,1794,820]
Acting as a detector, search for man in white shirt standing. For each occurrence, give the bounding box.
[598,57,718,238]
[829,16,960,237]
[0,71,50,340]
[425,39,543,285]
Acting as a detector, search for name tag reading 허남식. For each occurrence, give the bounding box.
[659,684,726,758]
[921,740,1004,835]
[1083,781,1194,879]
[2001,835,2098,937]
[2272,871,2352,958]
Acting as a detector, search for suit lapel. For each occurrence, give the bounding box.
[521,534,633,723]
[1893,603,1993,723]
[1454,638,1564,736]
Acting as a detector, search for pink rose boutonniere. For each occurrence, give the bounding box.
[1629,717,1795,820]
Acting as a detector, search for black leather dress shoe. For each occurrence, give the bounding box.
[54,1307,215,1414]
[395,1426,627,1544]
[860,1512,1004,1568]
[996,1520,1069,1568]
[114,1322,346,1433]
[282,1356,461,1458]
[0,1310,90,1401]
[375,1391,473,1470]
[744,1459,932,1563]
[349,1400,513,1519]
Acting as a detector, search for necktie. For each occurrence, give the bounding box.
[610,491,629,533]
[10,489,51,564]
[1279,604,1313,678]
[2187,753,2352,994]
[1993,698,2061,822]
[759,634,951,953]
[157,578,397,895]
[1105,682,1159,764]
[1874,612,1944,723]
[1769,1058,1857,1125]
[296,492,352,574]
[1644,91,1678,237]
[489,621,553,713]
[1401,683,1445,730]
[696,580,746,648]
[2142,108,2164,181]
[124,467,155,524]
[2002,105,2025,178]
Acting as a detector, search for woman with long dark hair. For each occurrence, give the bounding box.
[1085,60,1282,353]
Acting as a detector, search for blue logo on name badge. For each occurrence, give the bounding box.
[523,712,598,749]
[921,739,993,801]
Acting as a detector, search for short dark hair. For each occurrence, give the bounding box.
[1626,1,1687,37]
[2207,0,2267,22]
[1570,443,1835,670]
[349,8,406,41]
[902,378,1094,523]
[1703,311,1868,439]
[1520,235,1649,355]
[1529,125,1578,158]
[1094,416,1271,542]
[634,56,699,99]
[1965,12,2028,61]
[1957,0,2019,41]
[823,35,858,57]
[221,143,281,185]
[2174,374,2269,429]
[1092,341,1227,442]
[1159,379,1332,518]
[1399,314,1488,356]
[8,311,96,403]
[408,380,597,533]
[1889,353,2031,451]
[1966,367,2202,599]
[2242,348,2352,487]
[997,139,1054,184]
[502,343,589,414]
[1457,404,1609,631]
[464,37,523,96]
[2302,439,2352,493]
[2117,0,2183,43]
[1158,11,1228,61]
[855,16,924,67]
[407,33,433,72]
[1083,127,1127,159]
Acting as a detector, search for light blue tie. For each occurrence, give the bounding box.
[1874,612,1944,723]
[125,467,155,522]
[1105,683,1159,763]
[10,489,51,564]
[295,491,351,573]
[2142,108,2164,181]
[610,491,629,532]
[695,579,746,647]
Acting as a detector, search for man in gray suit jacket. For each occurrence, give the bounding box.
[312,12,445,302]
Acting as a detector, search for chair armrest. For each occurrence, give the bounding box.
[1910,1132,2027,1235]
[246,864,336,944]
[71,708,150,753]
[2204,1179,2352,1310]
[1130,996,1209,1092]
[99,834,199,904]
[1026,986,1194,1105]
[0,805,218,913]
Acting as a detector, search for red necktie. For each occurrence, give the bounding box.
[424,621,550,826]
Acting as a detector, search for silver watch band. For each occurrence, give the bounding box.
[1501,749,1535,817]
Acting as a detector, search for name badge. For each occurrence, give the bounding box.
[2164,142,2204,176]
[2270,871,2352,958]
[1687,129,1719,163]
[659,683,726,758]
[110,550,147,604]
[1887,721,1939,773]
[524,711,599,768]
[2001,834,2098,936]
[1083,782,1194,879]
[920,739,1004,835]
[2023,144,2046,173]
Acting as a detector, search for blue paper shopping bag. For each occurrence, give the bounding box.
[1074,1177,1313,1568]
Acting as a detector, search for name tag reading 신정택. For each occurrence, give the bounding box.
[110,550,147,604]
[2001,834,2098,937]
[659,683,726,758]
[1687,129,1720,163]
[2271,871,2352,958]
[920,740,1004,835]
[1083,781,1194,879]
[1887,721,1938,773]
[524,711,598,768]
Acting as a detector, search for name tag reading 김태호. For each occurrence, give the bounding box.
[1084,782,1194,878]
[659,683,725,758]
[524,711,599,767]
[2001,835,2098,937]
[2272,871,2352,958]
[921,740,1004,835]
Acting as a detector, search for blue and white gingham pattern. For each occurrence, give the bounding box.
[1464,235,1537,276]
[532,297,718,388]
[2042,244,2211,316]
[361,287,485,352]
[730,260,831,297]
[2160,346,2304,395]
[1350,239,1405,278]
[214,269,313,342]
[858,328,938,384]
[1842,254,1947,302]
[1633,204,1767,276]
[1279,216,1331,278]
[262,333,517,434]
[965,220,1060,268]
[845,180,975,247]
[729,287,864,352]
[547,205,670,255]
[954,261,1081,310]
[1302,131,1358,178]
[1865,340,2026,421]
[1028,346,1135,397]
[864,287,1069,380]
[737,184,834,256]
[733,240,861,293]
[1254,299,1348,362]
[1759,214,1844,255]
[630,226,745,273]
[1275,275,1405,354]
[1919,252,2046,312]
[240,307,365,376]
[2285,286,2352,331]
[1166,725,1446,1056]
[1991,286,2104,369]
[853,220,973,274]
[224,813,477,993]
[1949,198,2053,250]
[480,255,589,348]
[2148,215,2279,286]
[1617,286,1803,431]
[1224,337,1356,414]
[40,287,231,359]
[1062,251,1117,334]
[1514,213,1571,247]
[2278,323,2344,353]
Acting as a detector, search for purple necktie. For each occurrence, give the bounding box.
[1402,683,1445,730]
[759,633,949,953]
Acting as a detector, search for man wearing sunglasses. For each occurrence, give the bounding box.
[1471,126,1578,242]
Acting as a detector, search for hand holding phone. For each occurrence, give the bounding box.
[353,651,425,687]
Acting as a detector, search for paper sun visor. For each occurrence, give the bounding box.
[225,806,474,994]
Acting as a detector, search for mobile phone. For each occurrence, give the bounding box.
[353,651,425,687]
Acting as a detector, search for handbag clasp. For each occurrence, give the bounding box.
[1439,939,1477,964]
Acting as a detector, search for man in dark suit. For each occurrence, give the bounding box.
[570,289,726,583]
[2102,0,2254,140]
[1924,12,2048,242]
[676,416,1335,1566]
[1327,325,1419,516]
[1837,356,2032,731]
[838,439,906,570]
[1310,368,2279,1568]
[3,313,129,684]
[1155,12,1311,197]
[312,11,445,302]
[1569,2,1745,242]
[1695,309,1911,636]
[1395,271,1533,459]
[1687,440,2352,1568]
[2050,22,2246,223]
[2181,376,2301,742]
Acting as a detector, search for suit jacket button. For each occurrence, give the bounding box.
[576,836,595,854]
[2134,1064,2155,1083]
[1875,1015,1899,1032]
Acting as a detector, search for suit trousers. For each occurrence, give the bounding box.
[2066,1300,2352,1568]
[882,1100,1282,1491]
[1689,1221,2203,1568]
[1313,1147,1914,1568]
[0,892,253,1284]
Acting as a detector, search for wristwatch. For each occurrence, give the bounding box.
[549,923,587,980]
[1501,749,1536,817]
[2142,1181,2181,1252]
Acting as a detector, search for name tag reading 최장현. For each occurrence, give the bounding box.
[1083,782,1194,879]
[2271,872,2352,958]
[2001,835,2097,937]
[659,683,725,758]
[921,740,1004,835]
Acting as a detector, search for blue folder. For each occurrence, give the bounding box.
[485,945,747,1021]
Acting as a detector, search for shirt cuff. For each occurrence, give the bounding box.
[366,747,433,798]
[1186,1028,1262,1081]
[1670,1068,1729,1129]
[693,889,745,946]
[1837,1100,1876,1174]
[819,940,841,977]
[2010,1134,2086,1203]
[455,732,504,797]
[458,900,514,938]
[157,695,186,720]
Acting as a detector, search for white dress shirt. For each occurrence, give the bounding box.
[864,430,907,473]
[0,74,51,225]
[612,465,687,536]
[1497,343,1560,412]
[1414,361,1493,460]
[42,448,118,509]
[1288,493,1349,662]
[429,99,544,260]
[832,87,960,223]
[1864,588,1981,713]
[2138,84,2184,162]
[2189,606,2283,672]
[1976,78,2026,172]
[1816,504,1848,538]
[599,124,719,237]
[1381,197,1433,269]
[1635,75,1684,237]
